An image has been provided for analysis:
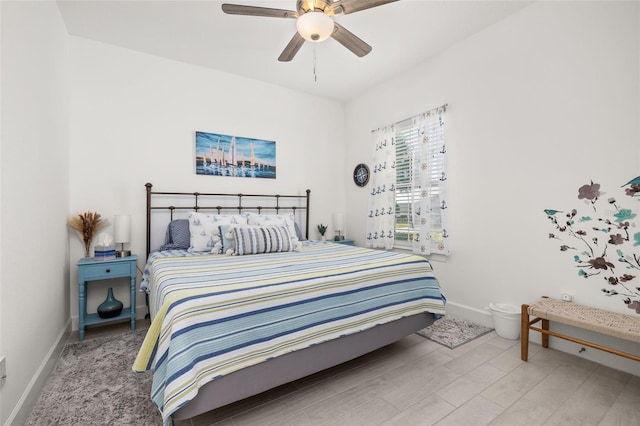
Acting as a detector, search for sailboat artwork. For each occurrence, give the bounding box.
[195,131,276,179]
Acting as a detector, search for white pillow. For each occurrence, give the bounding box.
[188,212,247,253]
[245,212,301,251]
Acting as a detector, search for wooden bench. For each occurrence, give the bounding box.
[521,296,640,362]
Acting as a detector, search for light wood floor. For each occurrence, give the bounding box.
[80,320,640,426]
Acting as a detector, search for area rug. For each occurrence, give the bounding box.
[26,328,161,426]
[416,316,494,349]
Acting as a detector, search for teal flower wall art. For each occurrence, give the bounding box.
[545,178,640,314]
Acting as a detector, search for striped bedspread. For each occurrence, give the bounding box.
[133,241,445,423]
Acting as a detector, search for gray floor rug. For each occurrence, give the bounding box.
[416,316,494,349]
[26,328,161,426]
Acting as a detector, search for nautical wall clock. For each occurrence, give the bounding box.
[353,163,370,187]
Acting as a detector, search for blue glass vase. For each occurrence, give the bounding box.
[97,287,123,319]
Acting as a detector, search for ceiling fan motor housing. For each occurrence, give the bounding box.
[296,0,332,15]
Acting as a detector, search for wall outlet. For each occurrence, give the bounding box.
[0,356,6,380]
[561,292,573,302]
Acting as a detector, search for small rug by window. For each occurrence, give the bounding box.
[416,316,494,349]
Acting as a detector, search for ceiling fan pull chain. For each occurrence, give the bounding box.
[313,44,318,82]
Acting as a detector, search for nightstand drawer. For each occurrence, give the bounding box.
[81,262,131,280]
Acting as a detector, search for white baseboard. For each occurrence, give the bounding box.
[5,319,71,426]
[446,299,639,376]
[444,300,494,328]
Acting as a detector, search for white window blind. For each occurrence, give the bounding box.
[394,118,418,247]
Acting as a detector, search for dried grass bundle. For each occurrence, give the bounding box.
[67,211,106,258]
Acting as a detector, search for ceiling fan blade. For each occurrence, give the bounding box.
[331,23,372,57]
[328,0,398,16]
[221,4,298,19]
[278,33,306,62]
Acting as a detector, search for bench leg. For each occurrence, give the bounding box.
[521,304,529,361]
[541,319,549,348]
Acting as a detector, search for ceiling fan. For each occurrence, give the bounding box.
[221,0,398,62]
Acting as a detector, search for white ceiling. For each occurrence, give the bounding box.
[57,0,532,102]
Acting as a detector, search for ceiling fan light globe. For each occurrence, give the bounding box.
[296,11,334,42]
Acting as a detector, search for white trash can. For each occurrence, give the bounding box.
[489,303,521,340]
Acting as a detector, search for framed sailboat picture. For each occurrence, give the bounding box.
[195,131,276,179]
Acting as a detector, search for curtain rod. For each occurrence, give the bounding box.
[371,103,448,133]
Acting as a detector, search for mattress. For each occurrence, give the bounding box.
[133,241,445,424]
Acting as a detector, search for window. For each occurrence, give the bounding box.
[394,112,447,253]
[394,118,416,246]
[366,105,449,256]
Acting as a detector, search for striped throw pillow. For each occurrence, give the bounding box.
[232,226,293,255]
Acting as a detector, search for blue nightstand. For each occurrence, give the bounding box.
[332,239,355,246]
[77,255,137,341]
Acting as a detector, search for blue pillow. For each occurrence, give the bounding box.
[161,219,190,250]
[294,222,306,241]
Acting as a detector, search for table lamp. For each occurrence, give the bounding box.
[114,214,131,257]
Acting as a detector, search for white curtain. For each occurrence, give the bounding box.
[367,105,449,255]
[412,107,449,255]
[365,125,396,250]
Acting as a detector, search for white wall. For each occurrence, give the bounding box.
[1,2,3,418]
[2,2,638,421]
[346,1,640,373]
[0,1,70,424]
[68,38,346,324]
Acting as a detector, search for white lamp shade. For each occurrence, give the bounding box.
[333,212,344,231]
[296,12,334,42]
[114,215,131,244]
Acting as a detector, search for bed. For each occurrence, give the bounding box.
[133,183,446,424]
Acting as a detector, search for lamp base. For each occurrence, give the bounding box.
[116,250,131,258]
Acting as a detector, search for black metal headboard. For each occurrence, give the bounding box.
[145,182,311,258]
